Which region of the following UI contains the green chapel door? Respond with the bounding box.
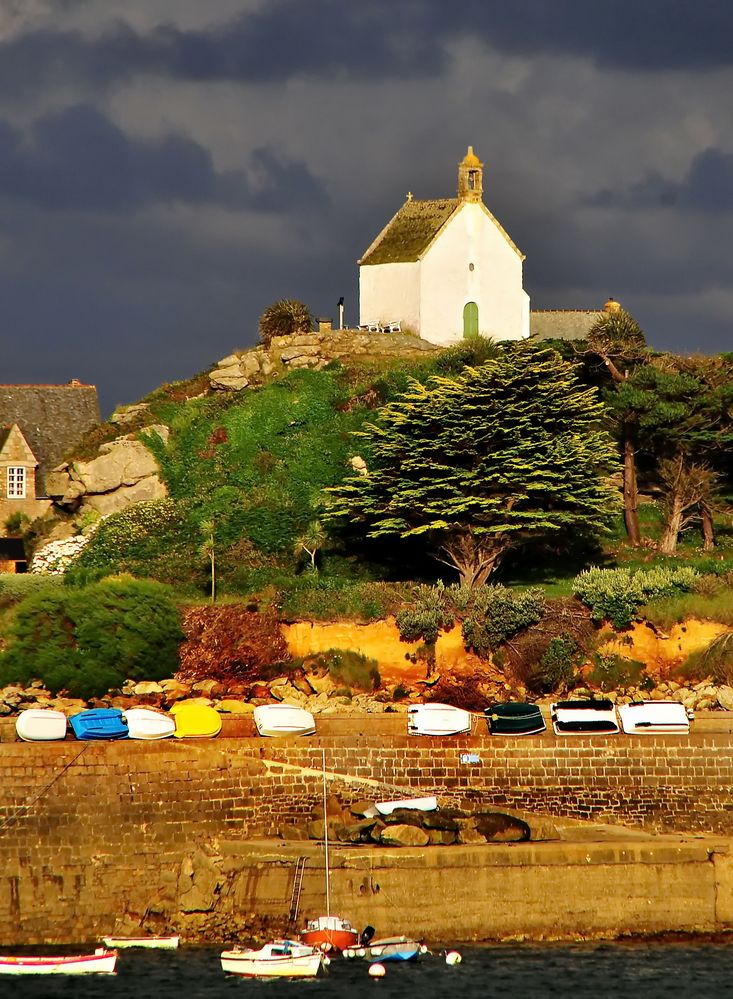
[463,301,479,338]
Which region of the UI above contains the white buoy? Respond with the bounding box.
[369,963,386,978]
[445,950,462,965]
[344,948,356,959]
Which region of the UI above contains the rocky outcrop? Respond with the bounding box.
[45,426,169,517]
[208,331,438,391]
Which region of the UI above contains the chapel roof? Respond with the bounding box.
[0,382,100,490]
[359,198,460,266]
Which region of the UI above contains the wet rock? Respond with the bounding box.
[379,823,430,847]
[335,818,378,843]
[455,818,485,845]
[349,800,376,818]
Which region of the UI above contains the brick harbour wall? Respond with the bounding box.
[1,721,733,942]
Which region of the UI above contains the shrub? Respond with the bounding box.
[304,648,380,691]
[526,635,579,694]
[396,583,454,645]
[461,585,545,657]
[258,298,313,347]
[0,574,63,605]
[0,577,183,699]
[573,566,700,629]
[178,604,288,683]
[586,652,648,691]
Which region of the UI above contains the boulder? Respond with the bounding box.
[455,819,486,845]
[379,824,430,848]
[335,819,378,844]
[382,808,428,828]
[427,828,457,846]
[133,681,164,696]
[420,812,459,832]
[718,686,733,711]
[475,812,531,842]
[349,800,376,818]
[279,825,310,841]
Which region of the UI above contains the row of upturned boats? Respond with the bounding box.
[14,697,694,743]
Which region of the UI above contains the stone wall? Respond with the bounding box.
[2,726,733,943]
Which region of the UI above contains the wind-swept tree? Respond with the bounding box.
[581,307,649,545]
[326,344,619,587]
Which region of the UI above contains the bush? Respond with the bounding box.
[0,574,63,605]
[178,604,288,682]
[586,652,648,691]
[461,585,545,657]
[258,298,314,347]
[526,635,579,694]
[573,566,700,629]
[305,648,380,691]
[396,583,454,645]
[0,577,183,699]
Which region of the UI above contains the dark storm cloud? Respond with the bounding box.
[0,105,328,213]
[588,148,733,214]
[3,0,732,97]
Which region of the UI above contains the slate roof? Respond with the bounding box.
[0,383,100,494]
[529,310,603,342]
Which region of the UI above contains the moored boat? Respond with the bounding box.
[301,914,360,953]
[365,796,438,817]
[353,936,424,962]
[407,703,472,736]
[486,702,546,736]
[0,948,117,975]
[102,934,179,949]
[220,940,325,977]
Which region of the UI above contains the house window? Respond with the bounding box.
[7,466,26,499]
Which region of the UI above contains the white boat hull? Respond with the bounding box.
[15,708,68,742]
[221,946,323,978]
[253,704,316,737]
[618,701,691,735]
[102,935,179,949]
[0,950,117,975]
[408,703,472,736]
[123,708,176,740]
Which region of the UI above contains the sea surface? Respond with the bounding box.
[7,942,733,999]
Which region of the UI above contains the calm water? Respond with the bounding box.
[7,943,733,999]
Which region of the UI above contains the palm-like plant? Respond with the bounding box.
[258,299,314,347]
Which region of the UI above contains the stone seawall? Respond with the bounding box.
[2,721,733,944]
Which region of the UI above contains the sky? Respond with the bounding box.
[0,0,731,416]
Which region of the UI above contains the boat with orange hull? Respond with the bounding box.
[301,915,360,953]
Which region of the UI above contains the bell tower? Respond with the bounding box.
[457,145,483,202]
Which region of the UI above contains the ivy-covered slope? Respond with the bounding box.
[71,354,447,595]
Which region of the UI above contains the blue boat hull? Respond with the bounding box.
[70,708,129,740]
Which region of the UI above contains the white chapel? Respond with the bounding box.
[358,146,530,345]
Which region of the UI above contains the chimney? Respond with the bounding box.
[318,318,333,333]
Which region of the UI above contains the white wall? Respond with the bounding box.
[419,203,528,346]
[359,261,420,333]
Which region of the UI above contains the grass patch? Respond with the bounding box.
[642,579,733,629]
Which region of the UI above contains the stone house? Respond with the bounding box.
[0,381,100,541]
[359,146,530,345]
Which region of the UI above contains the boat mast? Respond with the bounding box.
[321,748,331,918]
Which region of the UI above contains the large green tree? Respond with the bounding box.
[326,344,618,587]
